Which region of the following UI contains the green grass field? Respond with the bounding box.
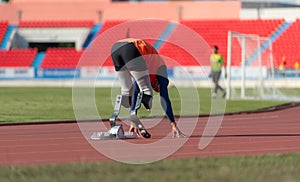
[0,87,299,181]
[1,154,300,182]
[0,87,289,122]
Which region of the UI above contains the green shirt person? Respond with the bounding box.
[210,51,224,72]
[210,45,226,98]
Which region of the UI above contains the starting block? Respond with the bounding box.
[90,124,138,140]
[90,92,151,140]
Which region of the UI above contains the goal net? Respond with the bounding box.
[226,31,276,100]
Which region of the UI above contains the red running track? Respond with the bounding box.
[1,105,300,166]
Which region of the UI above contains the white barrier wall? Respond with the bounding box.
[0,67,299,88]
[0,66,284,80]
[0,67,34,79]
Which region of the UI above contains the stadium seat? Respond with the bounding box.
[82,20,171,68]
[177,19,284,66]
[0,48,37,67]
[273,19,300,68]
[41,48,83,69]
[0,21,8,45]
[159,42,201,67]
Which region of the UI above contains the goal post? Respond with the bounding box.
[226,31,275,100]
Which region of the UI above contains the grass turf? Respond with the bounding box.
[0,87,289,122]
[1,153,300,182]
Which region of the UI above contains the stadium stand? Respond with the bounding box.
[159,42,201,67]
[0,21,8,46]
[273,19,300,68]
[97,20,125,35]
[15,20,94,53]
[0,19,296,70]
[179,19,284,66]
[0,48,37,67]
[158,22,208,67]
[97,20,169,42]
[77,20,172,68]
[41,48,83,69]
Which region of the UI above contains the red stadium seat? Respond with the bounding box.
[273,19,300,68]
[41,48,83,69]
[1,19,293,69]
[0,48,37,67]
[178,19,284,66]
[0,21,8,45]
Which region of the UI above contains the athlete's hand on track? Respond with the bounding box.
[171,122,187,138]
[129,124,141,137]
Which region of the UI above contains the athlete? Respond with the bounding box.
[111,38,185,138]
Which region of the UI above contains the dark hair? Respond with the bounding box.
[213,45,218,50]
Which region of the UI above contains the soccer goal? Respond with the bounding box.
[226,31,276,100]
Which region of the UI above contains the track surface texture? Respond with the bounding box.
[1,104,300,166]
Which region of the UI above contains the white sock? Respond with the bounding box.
[130,70,153,96]
[116,70,133,96]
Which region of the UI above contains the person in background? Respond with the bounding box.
[111,38,185,138]
[294,60,299,77]
[210,45,226,98]
[279,56,287,77]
